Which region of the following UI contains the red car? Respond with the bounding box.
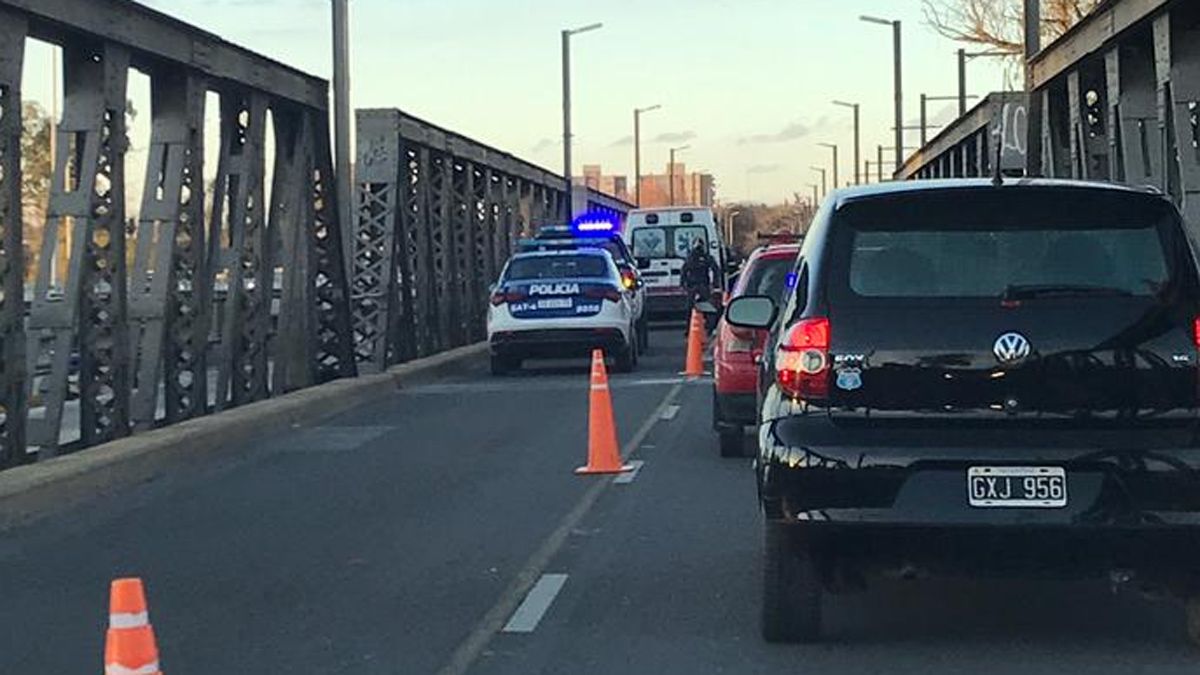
[712,240,801,456]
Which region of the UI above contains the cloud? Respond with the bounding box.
[530,138,555,153]
[651,130,697,144]
[609,135,634,147]
[739,121,809,145]
[746,164,781,174]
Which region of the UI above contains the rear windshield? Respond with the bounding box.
[831,189,1186,300]
[738,256,795,302]
[506,255,609,281]
[631,226,708,259]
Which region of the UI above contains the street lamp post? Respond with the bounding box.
[806,183,819,208]
[832,100,860,184]
[562,22,603,218]
[726,209,741,243]
[634,104,661,207]
[332,0,353,272]
[810,166,827,199]
[861,15,902,171]
[818,142,839,189]
[669,144,690,205]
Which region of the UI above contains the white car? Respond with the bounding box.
[487,249,639,375]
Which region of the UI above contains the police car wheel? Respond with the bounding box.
[638,318,650,353]
[614,342,635,373]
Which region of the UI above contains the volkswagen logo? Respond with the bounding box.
[993,332,1031,363]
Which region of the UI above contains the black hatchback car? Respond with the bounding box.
[725,179,1200,643]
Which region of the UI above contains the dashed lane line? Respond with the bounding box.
[501,574,569,633]
[660,404,681,421]
[433,379,685,675]
[612,460,646,485]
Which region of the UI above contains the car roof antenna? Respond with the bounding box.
[991,133,1005,187]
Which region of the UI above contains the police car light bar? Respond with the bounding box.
[570,212,620,236]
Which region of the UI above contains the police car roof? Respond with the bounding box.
[511,248,611,259]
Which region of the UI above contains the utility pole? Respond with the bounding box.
[833,100,860,184]
[877,145,884,182]
[634,104,661,207]
[562,23,603,219]
[957,48,967,116]
[332,0,353,273]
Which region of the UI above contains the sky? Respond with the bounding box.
[20,0,1013,205]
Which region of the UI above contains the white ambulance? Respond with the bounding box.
[623,207,725,320]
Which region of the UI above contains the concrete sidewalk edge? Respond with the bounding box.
[0,342,488,529]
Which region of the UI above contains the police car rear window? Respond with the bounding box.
[506,256,609,280]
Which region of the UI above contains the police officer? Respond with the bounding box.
[681,238,720,330]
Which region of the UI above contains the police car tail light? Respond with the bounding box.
[619,269,637,290]
[776,317,830,399]
[490,289,527,306]
[584,286,622,303]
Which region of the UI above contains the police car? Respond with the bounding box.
[487,249,639,375]
[517,222,649,351]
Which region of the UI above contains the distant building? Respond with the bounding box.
[576,162,714,208]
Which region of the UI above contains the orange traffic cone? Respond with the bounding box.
[105,578,163,675]
[682,309,705,377]
[576,349,632,475]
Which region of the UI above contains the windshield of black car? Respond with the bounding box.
[830,189,1179,300]
[505,255,610,280]
[739,256,795,302]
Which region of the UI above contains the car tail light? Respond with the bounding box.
[775,317,830,399]
[620,269,637,290]
[584,285,622,303]
[490,289,528,306]
[1193,317,1200,349]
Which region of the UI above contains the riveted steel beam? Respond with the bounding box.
[0,11,27,467]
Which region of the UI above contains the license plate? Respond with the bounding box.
[967,466,1067,508]
[536,298,572,309]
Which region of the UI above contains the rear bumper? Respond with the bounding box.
[757,415,1200,529]
[490,327,629,359]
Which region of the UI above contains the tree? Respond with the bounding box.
[20,101,52,217]
[922,0,1102,55]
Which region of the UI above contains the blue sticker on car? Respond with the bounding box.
[836,368,863,391]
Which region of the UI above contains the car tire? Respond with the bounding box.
[614,339,636,373]
[719,429,744,457]
[638,317,650,353]
[762,521,822,643]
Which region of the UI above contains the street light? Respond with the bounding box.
[806,183,819,207]
[920,93,979,144]
[634,104,662,207]
[832,100,860,184]
[958,49,1011,115]
[810,166,827,199]
[562,22,603,218]
[860,14,903,171]
[818,142,839,189]
[332,0,353,273]
[669,144,690,205]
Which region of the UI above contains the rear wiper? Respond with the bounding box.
[1002,283,1133,300]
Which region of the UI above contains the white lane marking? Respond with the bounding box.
[501,574,569,633]
[660,404,680,421]
[403,376,681,395]
[612,459,645,485]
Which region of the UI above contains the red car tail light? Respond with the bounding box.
[776,317,830,399]
[490,289,528,306]
[1193,317,1200,349]
[619,268,638,290]
[584,285,622,303]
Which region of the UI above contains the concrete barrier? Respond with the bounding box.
[0,343,488,530]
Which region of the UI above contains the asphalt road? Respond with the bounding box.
[2,326,1199,673]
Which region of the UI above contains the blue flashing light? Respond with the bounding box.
[785,271,799,289]
[570,212,620,236]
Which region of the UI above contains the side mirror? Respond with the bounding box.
[725,295,777,329]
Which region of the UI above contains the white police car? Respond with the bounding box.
[487,249,639,375]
